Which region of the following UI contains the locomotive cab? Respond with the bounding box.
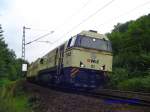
[63,30,112,89]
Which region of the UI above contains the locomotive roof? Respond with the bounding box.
[78,30,109,40]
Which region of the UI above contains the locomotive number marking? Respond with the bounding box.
[87,59,99,64]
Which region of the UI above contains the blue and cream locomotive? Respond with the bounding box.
[27,30,113,89]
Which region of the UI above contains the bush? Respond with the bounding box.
[117,75,150,92]
[0,78,11,87]
[0,80,32,112]
[108,68,129,88]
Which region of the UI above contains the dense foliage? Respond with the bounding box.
[107,14,150,92]
[0,25,30,112]
[0,24,24,84]
[0,80,32,112]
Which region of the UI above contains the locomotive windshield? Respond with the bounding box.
[68,35,112,52]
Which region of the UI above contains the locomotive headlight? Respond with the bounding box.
[80,61,85,68]
[100,67,103,70]
[93,38,96,42]
[81,64,85,67]
[100,65,105,70]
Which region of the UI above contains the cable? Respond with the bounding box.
[25,0,92,46]
[36,41,52,44]
[95,0,150,29]
[52,0,116,44]
[25,31,54,45]
[29,28,52,31]
[54,0,92,31]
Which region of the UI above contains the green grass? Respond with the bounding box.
[11,95,29,112]
[0,79,32,112]
[0,95,30,112]
[0,78,12,87]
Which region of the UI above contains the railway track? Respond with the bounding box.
[88,89,150,106]
[49,85,150,107]
[26,81,150,107]
[57,88,150,106]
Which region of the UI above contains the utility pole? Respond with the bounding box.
[22,26,30,75]
[22,26,25,60]
[22,26,30,60]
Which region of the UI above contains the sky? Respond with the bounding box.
[0,0,150,62]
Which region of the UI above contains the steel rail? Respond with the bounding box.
[26,81,150,107]
[88,90,150,107]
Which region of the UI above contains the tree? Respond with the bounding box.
[108,14,150,72]
[0,25,24,80]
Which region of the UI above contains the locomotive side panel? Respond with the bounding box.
[27,59,40,77]
[38,48,58,71]
[27,48,58,78]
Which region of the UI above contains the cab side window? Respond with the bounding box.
[40,58,44,64]
[70,37,76,47]
[67,36,77,48]
[67,38,72,48]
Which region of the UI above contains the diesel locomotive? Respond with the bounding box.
[27,30,113,89]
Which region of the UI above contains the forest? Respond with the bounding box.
[0,14,150,91]
[107,14,150,92]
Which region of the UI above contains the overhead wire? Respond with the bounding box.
[26,0,150,61]
[28,28,52,31]
[35,41,52,44]
[54,0,92,31]
[25,31,54,45]
[51,0,116,44]
[27,0,150,47]
[27,0,149,46]
[95,0,150,29]
[26,0,92,45]
[51,0,150,47]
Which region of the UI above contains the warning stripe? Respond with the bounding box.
[71,69,79,78]
[71,68,77,72]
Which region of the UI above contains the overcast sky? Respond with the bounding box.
[0,0,150,62]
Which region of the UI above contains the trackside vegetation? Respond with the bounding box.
[0,25,26,83]
[0,25,30,112]
[107,14,150,92]
[0,80,32,112]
